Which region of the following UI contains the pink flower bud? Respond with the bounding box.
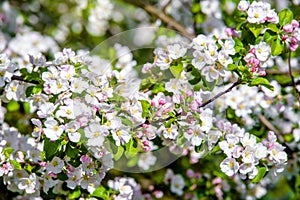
[259,70,266,76]
[40,161,47,167]
[237,0,250,11]
[187,128,194,135]
[225,28,237,37]
[80,155,91,163]
[283,24,293,33]
[249,48,256,54]
[187,169,194,177]
[153,190,163,198]
[282,34,289,41]
[290,43,299,51]
[213,177,222,185]
[151,100,156,107]
[291,36,298,44]
[142,123,149,128]
[291,19,299,28]
[186,90,193,97]
[190,100,198,112]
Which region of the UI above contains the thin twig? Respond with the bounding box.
[200,80,242,108]
[288,51,300,102]
[162,0,172,13]
[266,69,300,75]
[258,114,293,154]
[12,75,39,84]
[123,0,194,40]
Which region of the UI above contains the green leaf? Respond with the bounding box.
[249,77,274,91]
[211,144,221,154]
[124,138,138,158]
[152,83,165,94]
[66,143,79,158]
[24,164,35,173]
[68,189,81,199]
[114,146,124,161]
[3,147,14,159]
[57,172,68,181]
[127,156,139,167]
[23,102,31,114]
[271,38,284,56]
[195,13,206,24]
[278,9,293,26]
[7,101,20,112]
[191,3,201,13]
[43,138,61,160]
[252,167,267,183]
[227,64,238,71]
[140,100,151,118]
[170,63,184,79]
[25,85,43,97]
[188,76,201,85]
[92,186,107,198]
[264,30,277,43]
[9,160,22,170]
[267,23,280,33]
[248,24,263,38]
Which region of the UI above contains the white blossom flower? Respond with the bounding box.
[184,125,205,146]
[170,174,185,196]
[112,127,131,146]
[138,152,157,170]
[84,122,108,147]
[247,1,267,24]
[37,102,56,118]
[192,50,208,70]
[47,157,64,174]
[5,80,24,101]
[18,173,39,194]
[238,0,250,11]
[43,117,64,141]
[65,121,81,143]
[220,157,239,176]
[167,43,187,59]
[162,124,178,140]
[268,143,287,164]
[252,42,271,62]
[200,108,213,132]
[219,134,239,157]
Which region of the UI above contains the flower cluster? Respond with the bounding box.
[192,34,235,82]
[238,0,279,24]
[1,0,299,199]
[282,19,300,51]
[218,121,287,178]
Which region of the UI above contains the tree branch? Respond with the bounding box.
[258,114,293,154]
[123,0,194,40]
[288,51,300,103]
[200,80,242,108]
[12,75,39,85]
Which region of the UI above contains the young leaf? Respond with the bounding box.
[7,101,20,112]
[249,24,263,38]
[44,138,61,160]
[66,143,79,158]
[227,64,238,71]
[278,9,294,26]
[92,186,107,199]
[114,145,124,161]
[170,63,184,79]
[271,38,284,56]
[9,160,22,170]
[249,77,274,91]
[68,189,81,199]
[252,167,267,183]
